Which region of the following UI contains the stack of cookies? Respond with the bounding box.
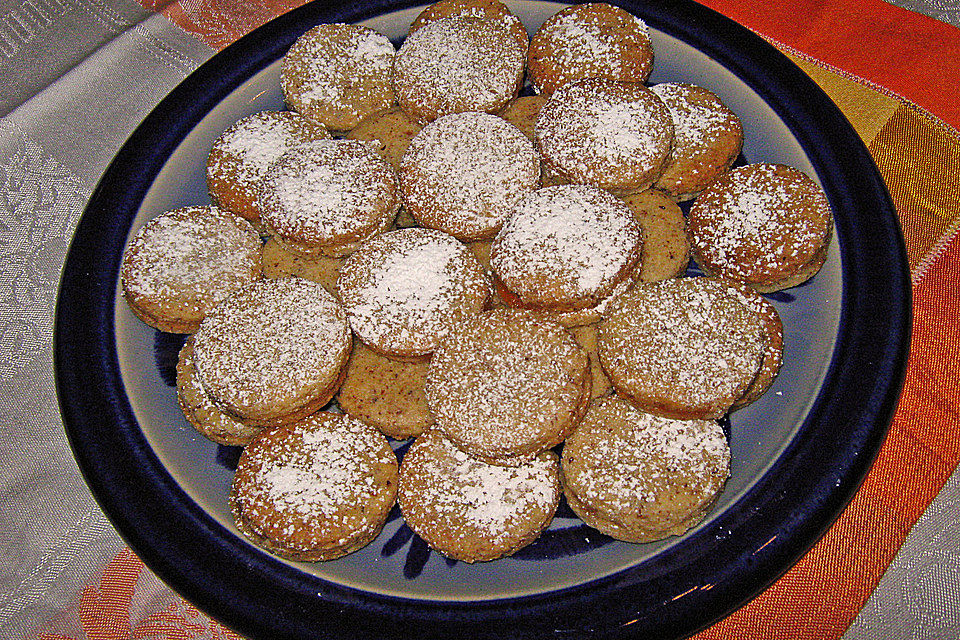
[120,0,831,564]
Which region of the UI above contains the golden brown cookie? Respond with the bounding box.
[567,322,614,399]
[176,336,266,446]
[686,163,834,292]
[393,15,526,124]
[409,0,529,49]
[619,189,690,282]
[230,412,398,561]
[561,395,730,542]
[649,82,743,201]
[725,282,784,410]
[260,236,344,299]
[206,110,331,226]
[597,277,768,419]
[344,107,423,170]
[399,111,540,241]
[425,308,591,465]
[398,429,560,562]
[280,23,396,131]
[527,3,654,96]
[336,341,435,440]
[257,139,399,258]
[336,227,491,358]
[120,205,263,334]
[192,277,352,427]
[490,184,643,314]
[497,94,548,141]
[534,78,674,193]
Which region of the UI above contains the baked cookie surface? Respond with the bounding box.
[120,205,263,334]
[398,429,560,562]
[561,395,730,542]
[619,189,690,283]
[230,412,398,561]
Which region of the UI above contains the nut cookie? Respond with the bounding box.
[206,110,331,226]
[281,23,396,131]
[393,15,526,124]
[687,163,834,292]
[121,205,263,334]
[528,2,653,96]
[337,341,435,440]
[725,282,784,410]
[399,429,561,562]
[260,236,344,299]
[230,412,398,561]
[257,139,400,258]
[597,277,768,419]
[620,189,690,282]
[568,322,614,399]
[192,277,352,427]
[176,336,266,446]
[425,308,591,465]
[535,78,674,193]
[410,0,529,49]
[345,106,423,170]
[400,111,540,241]
[491,184,643,314]
[561,395,730,542]
[337,227,491,358]
[649,83,743,201]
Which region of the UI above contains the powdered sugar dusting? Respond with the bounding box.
[650,83,737,150]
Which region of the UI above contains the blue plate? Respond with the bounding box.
[54,0,910,638]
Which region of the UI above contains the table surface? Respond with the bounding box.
[2,0,959,638]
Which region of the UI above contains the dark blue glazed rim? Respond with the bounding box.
[54,0,910,638]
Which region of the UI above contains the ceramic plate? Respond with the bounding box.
[55,0,911,638]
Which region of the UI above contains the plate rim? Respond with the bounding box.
[53,0,911,638]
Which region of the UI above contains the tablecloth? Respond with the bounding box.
[1,0,958,637]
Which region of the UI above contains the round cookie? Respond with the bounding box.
[120,205,263,334]
[230,412,398,561]
[399,111,540,241]
[336,227,491,358]
[206,110,331,226]
[398,429,561,562]
[280,23,396,131]
[649,82,743,201]
[409,0,529,49]
[535,78,674,193]
[527,2,654,96]
[490,184,643,313]
[498,94,548,141]
[620,189,690,282]
[344,106,423,170]
[597,277,768,419]
[176,336,266,446]
[561,395,730,542]
[568,322,614,399]
[257,139,400,258]
[686,163,834,292]
[726,282,784,410]
[393,15,526,124]
[192,277,352,427]
[260,236,344,299]
[425,308,591,465]
[337,341,435,440]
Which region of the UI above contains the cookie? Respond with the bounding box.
[568,322,614,399]
[619,189,690,282]
[398,429,560,562]
[649,82,743,201]
[561,395,730,542]
[597,277,768,419]
[176,336,266,446]
[344,106,423,170]
[527,2,654,97]
[336,227,491,358]
[726,282,784,410]
[336,341,435,440]
[230,412,398,561]
[192,277,352,427]
[120,205,263,334]
[260,236,343,299]
[206,110,331,226]
[409,0,529,49]
[399,111,540,241]
[280,23,396,131]
[534,78,674,193]
[686,163,834,292]
[257,139,399,258]
[490,184,643,314]
[393,15,526,124]
[425,308,591,465]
